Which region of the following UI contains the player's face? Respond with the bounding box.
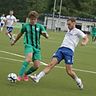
[10,11,14,15]
[67,20,76,30]
[29,16,37,25]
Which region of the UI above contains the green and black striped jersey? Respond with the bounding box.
[21,23,47,49]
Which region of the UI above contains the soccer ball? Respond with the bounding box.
[8,73,17,83]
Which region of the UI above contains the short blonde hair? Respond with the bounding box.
[28,11,39,18]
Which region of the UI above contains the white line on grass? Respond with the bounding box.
[0,56,23,63]
[0,50,96,75]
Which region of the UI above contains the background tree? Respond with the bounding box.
[0,0,96,21]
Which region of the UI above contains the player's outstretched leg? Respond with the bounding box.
[29,58,58,83]
[65,64,83,90]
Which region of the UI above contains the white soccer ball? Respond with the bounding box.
[8,73,17,83]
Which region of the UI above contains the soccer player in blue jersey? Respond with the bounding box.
[30,18,88,90]
[11,11,49,81]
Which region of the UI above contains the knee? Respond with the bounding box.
[34,64,39,69]
[26,58,32,63]
[33,61,40,69]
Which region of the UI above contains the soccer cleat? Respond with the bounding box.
[77,78,83,90]
[17,76,22,81]
[10,38,14,44]
[29,74,39,83]
[10,35,15,44]
[23,74,29,81]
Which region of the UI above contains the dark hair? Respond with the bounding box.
[67,18,76,22]
[28,11,39,18]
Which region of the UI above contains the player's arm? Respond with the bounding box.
[81,35,89,46]
[41,32,49,39]
[14,16,18,22]
[11,32,23,46]
[77,30,89,46]
[11,24,25,46]
[40,25,49,39]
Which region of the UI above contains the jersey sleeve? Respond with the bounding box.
[21,24,26,34]
[13,16,17,22]
[77,30,86,38]
[40,24,47,33]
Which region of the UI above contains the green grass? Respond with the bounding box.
[0,28,96,96]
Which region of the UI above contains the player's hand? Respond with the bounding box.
[46,33,49,39]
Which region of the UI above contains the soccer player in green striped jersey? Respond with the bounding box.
[11,11,49,81]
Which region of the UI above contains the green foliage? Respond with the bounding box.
[0,0,96,21]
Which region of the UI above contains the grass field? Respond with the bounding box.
[0,27,96,96]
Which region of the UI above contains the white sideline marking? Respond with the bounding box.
[0,56,23,62]
[0,50,96,75]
